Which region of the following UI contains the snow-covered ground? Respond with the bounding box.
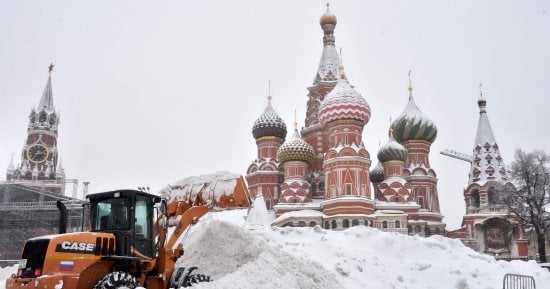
[1,209,549,289]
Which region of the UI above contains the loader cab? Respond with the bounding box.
[88,190,160,259]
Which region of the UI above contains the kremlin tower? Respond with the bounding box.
[6,64,66,195]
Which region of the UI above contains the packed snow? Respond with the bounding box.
[1,209,549,289]
[244,193,272,227]
[161,171,241,203]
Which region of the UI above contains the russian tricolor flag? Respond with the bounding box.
[60,261,74,271]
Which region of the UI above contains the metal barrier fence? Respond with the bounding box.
[503,274,536,289]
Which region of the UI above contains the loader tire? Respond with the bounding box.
[93,271,138,289]
[169,267,212,288]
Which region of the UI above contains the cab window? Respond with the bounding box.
[91,198,130,231]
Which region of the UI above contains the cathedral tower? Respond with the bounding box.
[6,64,66,194]
[391,74,442,220]
[246,94,287,209]
[377,130,413,202]
[301,4,342,198]
[448,88,527,258]
[277,123,315,204]
[318,70,373,215]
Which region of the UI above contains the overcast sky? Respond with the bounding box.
[1,0,549,230]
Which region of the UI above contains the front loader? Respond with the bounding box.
[5,189,212,289]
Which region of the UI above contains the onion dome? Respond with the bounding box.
[377,130,408,163]
[318,77,371,125]
[391,74,437,143]
[320,4,337,25]
[369,161,385,183]
[252,96,287,139]
[277,126,315,163]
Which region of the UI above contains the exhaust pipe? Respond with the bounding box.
[56,200,67,234]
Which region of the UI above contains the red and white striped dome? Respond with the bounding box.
[318,78,371,125]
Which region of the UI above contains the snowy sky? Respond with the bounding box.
[1,0,549,230]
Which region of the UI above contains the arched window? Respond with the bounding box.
[425,226,431,236]
[343,219,349,228]
[352,219,359,227]
[382,221,388,229]
[471,190,480,208]
[282,222,292,227]
[407,225,412,234]
[324,221,330,229]
[414,225,421,233]
[395,220,400,229]
[434,228,441,235]
[298,221,306,227]
[309,221,316,227]
[331,220,337,229]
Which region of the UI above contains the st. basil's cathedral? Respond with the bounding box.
[246,6,445,236]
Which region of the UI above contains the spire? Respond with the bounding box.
[38,63,55,112]
[477,83,487,113]
[314,5,340,84]
[474,84,496,145]
[408,70,414,99]
[469,87,506,185]
[7,153,15,171]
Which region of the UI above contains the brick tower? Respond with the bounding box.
[6,64,66,195]
[277,122,315,204]
[246,95,287,209]
[391,75,442,222]
[448,89,527,258]
[301,4,342,199]
[318,71,373,215]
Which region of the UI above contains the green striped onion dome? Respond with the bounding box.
[277,128,315,163]
[377,135,408,163]
[391,96,437,143]
[369,161,385,183]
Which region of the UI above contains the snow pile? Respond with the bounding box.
[244,194,272,227]
[175,210,550,289]
[0,265,17,289]
[177,221,344,289]
[162,171,240,202]
[252,226,550,289]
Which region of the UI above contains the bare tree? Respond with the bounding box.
[501,149,550,262]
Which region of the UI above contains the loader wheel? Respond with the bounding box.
[169,267,212,288]
[93,271,138,289]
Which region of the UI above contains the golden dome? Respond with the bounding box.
[320,4,337,25]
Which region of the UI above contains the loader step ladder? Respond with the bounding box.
[503,274,536,289]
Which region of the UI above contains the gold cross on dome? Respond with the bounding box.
[48,63,54,74]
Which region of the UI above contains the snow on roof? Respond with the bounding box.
[164,171,241,203]
[273,202,321,210]
[314,42,340,84]
[468,97,509,186]
[38,74,55,112]
[375,210,405,215]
